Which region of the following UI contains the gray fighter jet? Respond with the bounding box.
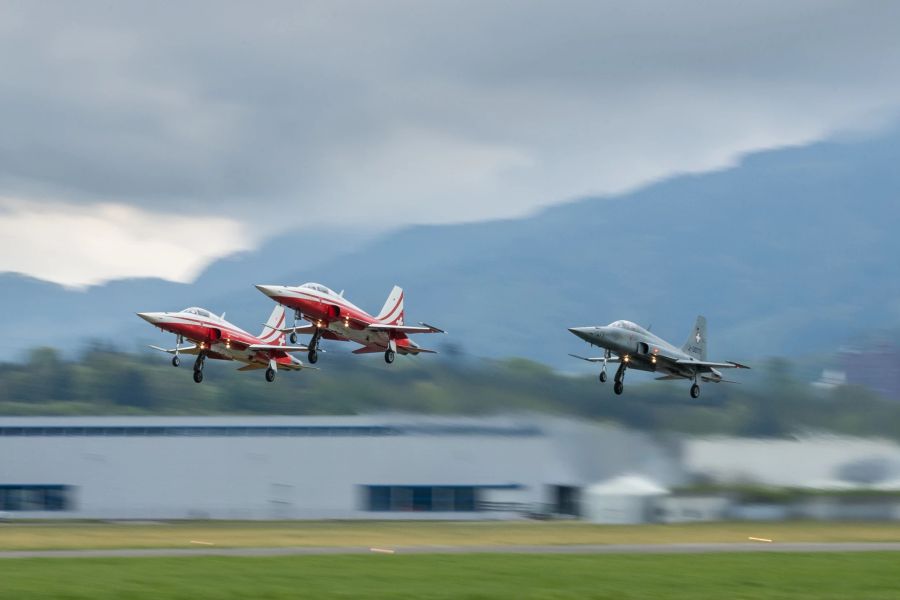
[568,316,749,398]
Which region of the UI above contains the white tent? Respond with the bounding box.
[583,474,668,524]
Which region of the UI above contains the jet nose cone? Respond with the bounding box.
[568,326,592,341]
[255,284,280,297]
[136,312,162,324]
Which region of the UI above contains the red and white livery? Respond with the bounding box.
[136,305,312,383]
[254,283,445,364]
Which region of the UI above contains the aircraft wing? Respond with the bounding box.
[237,364,265,371]
[248,344,310,352]
[701,375,741,383]
[352,346,382,354]
[149,344,199,355]
[238,361,317,371]
[366,322,446,334]
[675,359,750,369]
[276,324,317,335]
[399,346,437,355]
[568,353,621,363]
[353,344,437,355]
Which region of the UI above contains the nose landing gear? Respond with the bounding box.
[172,335,184,367]
[598,351,612,383]
[290,310,302,344]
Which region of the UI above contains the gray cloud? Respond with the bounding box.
[1,0,900,232]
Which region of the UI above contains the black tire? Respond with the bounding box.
[599,371,607,383]
[613,381,624,395]
[172,356,180,367]
[690,383,700,399]
[290,332,297,344]
[193,370,203,384]
[265,368,276,383]
[384,349,395,364]
[308,349,318,364]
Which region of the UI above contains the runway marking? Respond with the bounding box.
[4,542,900,559]
[190,540,215,546]
[748,537,773,543]
[370,547,396,554]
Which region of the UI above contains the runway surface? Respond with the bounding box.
[3,542,900,559]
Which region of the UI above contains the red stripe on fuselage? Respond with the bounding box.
[273,290,377,327]
[153,315,267,348]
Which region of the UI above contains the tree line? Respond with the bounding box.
[0,346,897,440]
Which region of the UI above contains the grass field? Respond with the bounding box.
[1,552,898,599]
[2,520,900,550]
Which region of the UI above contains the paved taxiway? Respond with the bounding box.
[3,542,900,559]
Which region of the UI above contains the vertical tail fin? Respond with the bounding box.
[682,315,707,361]
[259,305,286,345]
[376,285,405,325]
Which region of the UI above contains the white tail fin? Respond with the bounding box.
[258,305,286,345]
[681,315,708,361]
[376,285,405,325]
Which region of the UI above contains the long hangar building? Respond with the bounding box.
[0,416,682,519]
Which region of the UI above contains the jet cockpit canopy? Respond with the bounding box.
[301,282,336,296]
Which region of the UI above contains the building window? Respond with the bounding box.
[362,485,488,512]
[0,485,73,511]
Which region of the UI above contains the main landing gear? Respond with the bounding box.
[307,329,321,364]
[613,362,627,395]
[192,352,206,384]
[690,382,701,399]
[384,348,395,364]
[172,356,180,367]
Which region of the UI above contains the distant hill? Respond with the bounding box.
[3,128,899,370]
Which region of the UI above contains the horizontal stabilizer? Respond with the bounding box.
[568,353,621,364]
[149,344,199,355]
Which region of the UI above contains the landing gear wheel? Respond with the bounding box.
[172,356,180,367]
[289,332,297,344]
[193,370,203,384]
[613,381,624,395]
[384,349,395,364]
[307,349,318,364]
[599,371,607,383]
[265,368,276,383]
[690,383,700,399]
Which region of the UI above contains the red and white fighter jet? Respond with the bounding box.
[254,283,445,364]
[136,305,312,383]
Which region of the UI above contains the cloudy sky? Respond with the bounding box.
[1,1,899,287]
